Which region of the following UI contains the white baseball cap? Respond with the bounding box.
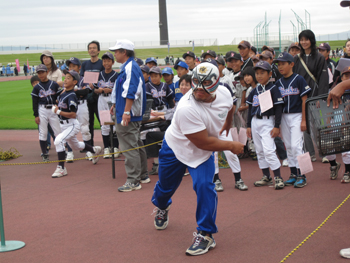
[109,39,134,51]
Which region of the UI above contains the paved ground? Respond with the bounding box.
[0,130,350,262]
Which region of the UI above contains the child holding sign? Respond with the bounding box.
[246,61,285,190]
[94,52,119,158]
[274,52,311,188]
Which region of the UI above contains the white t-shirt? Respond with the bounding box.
[165,86,233,168]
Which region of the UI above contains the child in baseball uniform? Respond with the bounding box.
[146,66,174,111]
[140,65,150,85]
[273,52,311,188]
[31,75,56,157]
[246,61,285,190]
[239,67,257,160]
[94,52,119,158]
[65,57,92,162]
[51,70,102,178]
[326,66,350,183]
[162,67,175,100]
[204,58,247,191]
[31,64,62,162]
[173,61,189,103]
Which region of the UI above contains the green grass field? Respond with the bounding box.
[0,80,100,130]
[0,40,347,66]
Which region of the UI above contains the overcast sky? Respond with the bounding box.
[2,0,349,47]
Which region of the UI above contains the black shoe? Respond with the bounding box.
[153,205,170,230]
[186,231,216,256]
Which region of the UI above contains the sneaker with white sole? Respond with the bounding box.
[118,182,142,192]
[235,179,248,190]
[311,155,317,162]
[149,163,159,175]
[330,162,341,180]
[284,174,297,186]
[214,179,224,192]
[341,172,350,183]
[186,231,216,256]
[282,159,288,167]
[140,175,151,184]
[86,151,93,161]
[322,157,329,163]
[66,151,74,163]
[114,147,120,158]
[153,205,170,230]
[254,175,273,186]
[42,154,49,162]
[103,148,111,159]
[294,176,307,188]
[52,165,67,178]
[274,177,285,190]
[92,146,102,164]
[340,248,350,258]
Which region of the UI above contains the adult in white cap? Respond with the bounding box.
[109,39,149,192]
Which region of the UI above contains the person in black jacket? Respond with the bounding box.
[293,29,329,162]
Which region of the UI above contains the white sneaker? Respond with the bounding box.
[114,147,121,158]
[340,248,350,258]
[92,146,102,164]
[282,159,288,167]
[103,148,111,159]
[235,179,248,191]
[86,151,93,161]
[52,165,67,178]
[214,179,224,192]
[66,151,74,163]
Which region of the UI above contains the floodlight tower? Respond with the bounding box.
[305,10,311,29]
[158,0,169,45]
[291,9,307,32]
[291,21,297,42]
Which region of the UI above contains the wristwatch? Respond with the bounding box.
[124,111,130,115]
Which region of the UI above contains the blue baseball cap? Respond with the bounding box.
[134,57,144,66]
[140,65,150,73]
[101,52,114,62]
[273,52,294,64]
[174,61,189,70]
[63,69,81,82]
[145,57,157,65]
[66,57,81,67]
[162,67,173,75]
[253,61,271,72]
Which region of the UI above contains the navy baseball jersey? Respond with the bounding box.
[246,82,284,117]
[219,82,238,105]
[97,70,119,90]
[173,81,183,102]
[31,80,60,105]
[57,89,78,121]
[146,82,173,108]
[275,73,311,113]
[168,82,175,99]
[75,77,92,100]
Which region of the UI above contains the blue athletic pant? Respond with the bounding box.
[151,140,218,234]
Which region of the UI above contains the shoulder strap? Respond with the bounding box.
[297,54,317,84]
